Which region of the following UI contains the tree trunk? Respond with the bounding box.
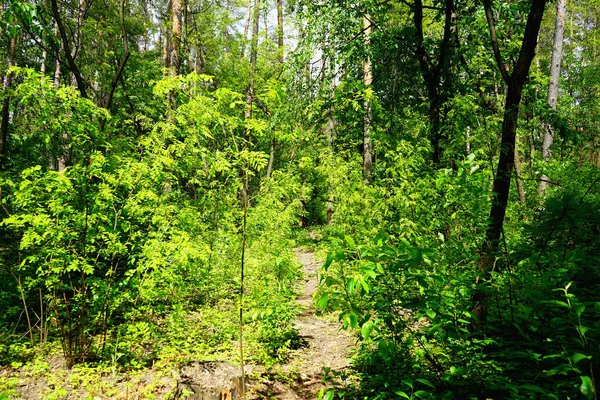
[50,0,87,98]
[69,0,86,88]
[363,14,373,183]
[102,0,130,112]
[242,0,253,57]
[538,0,566,195]
[0,34,17,169]
[514,137,526,204]
[266,0,284,179]
[49,32,62,171]
[245,0,260,125]
[277,0,284,64]
[327,80,336,225]
[170,0,183,76]
[473,0,547,324]
[414,0,457,165]
[266,138,275,178]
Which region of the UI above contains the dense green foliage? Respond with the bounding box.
[0,0,599,398]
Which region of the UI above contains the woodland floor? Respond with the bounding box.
[1,249,355,399]
[248,249,355,399]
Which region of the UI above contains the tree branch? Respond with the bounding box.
[513,0,546,85]
[482,0,510,84]
[50,0,88,98]
[103,0,130,110]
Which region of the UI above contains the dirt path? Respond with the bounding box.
[249,249,355,399]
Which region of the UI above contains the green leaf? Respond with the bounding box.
[416,378,435,389]
[345,235,355,248]
[323,254,334,271]
[426,309,436,319]
[317,293,330,309]
[542,300,569,308]
[348,312,358,329]
[323,390,335,400]
[576,325,590,337]
[573,353,590,364]
[393,390,410,399]
[580,376,595,399]
[361,321,373,340]
[359,276,370,293]
[428,323,443,336]
[347,277,356,294]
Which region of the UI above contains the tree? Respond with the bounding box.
[413,0,459,165]
[170,0,183,75]
[363,13,373,183]
[538,0,566,195]
[472,0,547,323]
[0,33,17,169]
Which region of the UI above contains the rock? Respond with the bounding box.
[175,361,246,400]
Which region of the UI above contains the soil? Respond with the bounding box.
[248,249,355,399]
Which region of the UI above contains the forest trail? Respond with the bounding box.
[249,249,355,399]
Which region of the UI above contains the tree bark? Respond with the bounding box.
[245,0,260,125]
[266,0,284,179]
[50,0,87,98]
[473,0,547,324]
[70,0,86,88]
[363,14,373,183]
[538,0,566,195]
[170,0,183,76]
[514,137,526,204]
[0,34,17,169]
[103,0,130,111]
[266,138,275,178]
[277,0,284,64]
[413,0,457,165]
[242,0,253,57]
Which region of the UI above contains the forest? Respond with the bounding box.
[0,0,599,398]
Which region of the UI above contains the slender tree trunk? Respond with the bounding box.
[50,0,87,97]
[0,34,17,169]
[50,31,61,171]
[41,47,48,74]
[473,0,547,324]
[102,0,130,112]
[161,0,173,72]
[466,125,471,155]
[70,0,86,88]
[363,14,373,183]
[162,25,171,71]
[277,0,284,64]
[245,0,260,125]
[242,0,253,57]
[240,0,260,203]
[538,0,566,195]
[514,136,526,204]
[326,77,336,225]
[414,0,457,165]
[170,0,182,76]
[266,0,284,179]
[266,139,275,178]
[183,0,193,72]
[223,0,232,54]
